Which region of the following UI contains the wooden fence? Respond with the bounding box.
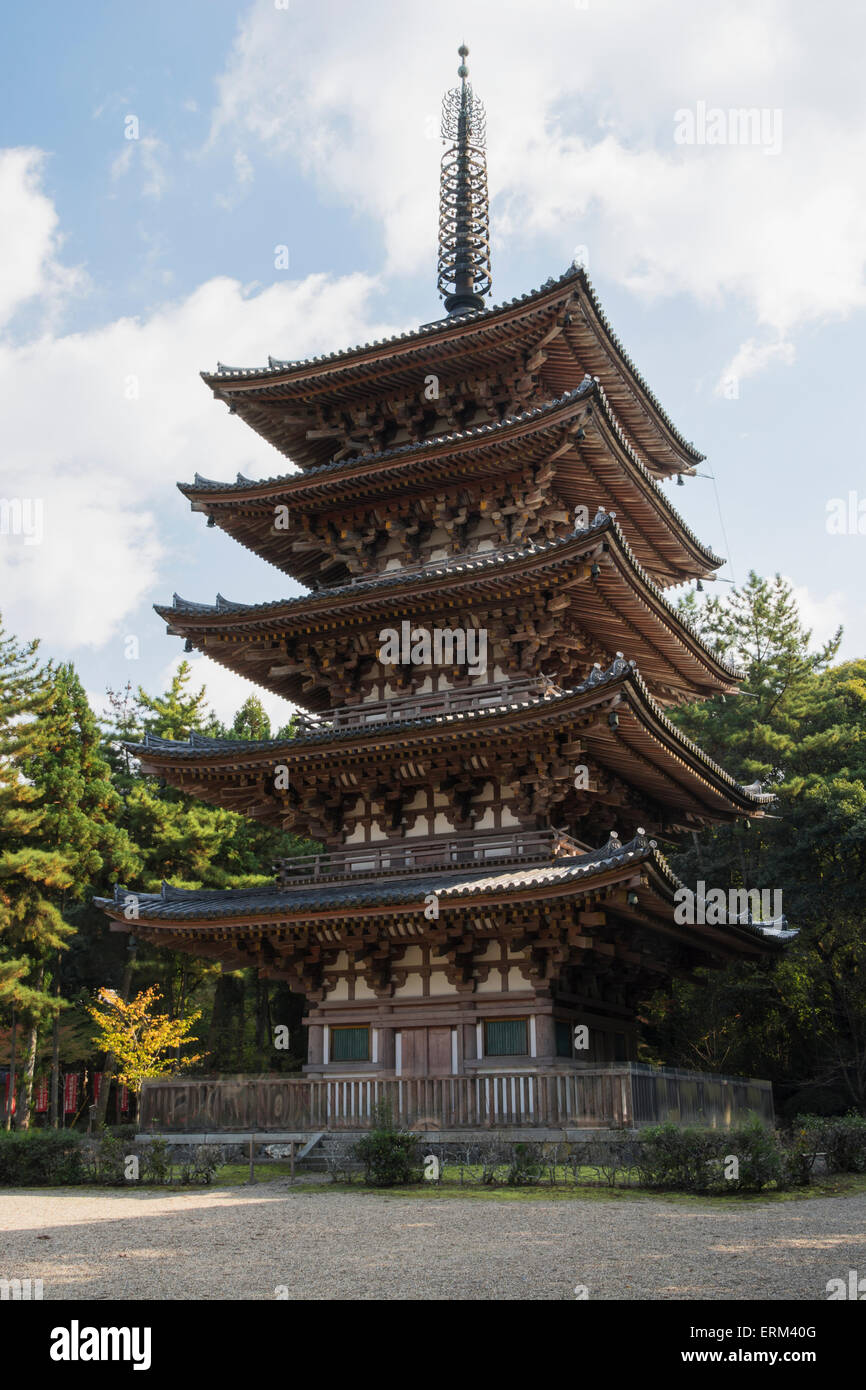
[139,1066,773,1133]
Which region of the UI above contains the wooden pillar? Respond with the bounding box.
[307,1024,324,1066]
[378,1026,396,1073]
[534,1011,555,1061]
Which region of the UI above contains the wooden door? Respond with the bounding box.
[401,1028,427,1075]
[428,1027,452,1075]
[401,1027,452,1075]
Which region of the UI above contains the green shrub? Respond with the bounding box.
[780,1128,819,1187]
[507,1142,544,1185]
[142,1137,172,1185]
[0,1129,85,1186]
[635,1124,726,1193]
[353,1104,420,1187]
[723,1118,785,1192]
[178,1146,220,1185]
[795,1113,866,1174]
[87,1131,128,1186]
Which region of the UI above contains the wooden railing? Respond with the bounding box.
[276,827,586,886]
[293,676,561,737]
[139,1067,774,1134]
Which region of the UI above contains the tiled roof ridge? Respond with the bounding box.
[161,511,743,679]
[180,379,722,572]
[93,827,796,942]
[127,653,773,805]
[200,264,703,463]
[97,830,665,908]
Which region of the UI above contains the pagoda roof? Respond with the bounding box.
[181,381,722,587]
[94,832,793,956]
[157,512,742,707]
[126,657,773,828]
[200,266,703,475]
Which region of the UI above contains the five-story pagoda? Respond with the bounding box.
[99,50,792,1086]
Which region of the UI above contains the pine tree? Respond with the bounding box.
[136,660,211,741]
[17,664,140,1127]
[645,577,866,1113]
[0,618,75,1128]
[229,694,271,741]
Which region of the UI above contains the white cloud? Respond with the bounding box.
[784,579,846,650]
[0,149,395,650]
[714,337,796,394]
[208,0,866,379]
[0,149,85,330]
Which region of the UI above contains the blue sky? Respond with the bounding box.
[1,0,864,726]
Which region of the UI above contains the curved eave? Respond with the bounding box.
[201,266,703,474]
[155,517,743,709]
[95,845,787,959]
[125,669,770,827]
[180,383,721,587]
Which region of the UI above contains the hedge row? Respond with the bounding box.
[0,1131,220,1187]
[346,1114,866,1191]
[3,1113,866,1191]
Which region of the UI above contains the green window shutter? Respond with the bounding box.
[484,1018,528,1057]
[555,1020,572,1058]
[331,1026,370,1062]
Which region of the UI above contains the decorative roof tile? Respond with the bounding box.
[201,264,703,463]
[160,512,742,680]
[179,379,721,572]
[127,655,773,807]
[94,830,794,942]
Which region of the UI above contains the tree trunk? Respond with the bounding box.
[50,953,61,1129]
[16,968,44,1129]
[4,1011,17,1130]
[94,943,137,1127]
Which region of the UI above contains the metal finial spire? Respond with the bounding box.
[437,44,492,315]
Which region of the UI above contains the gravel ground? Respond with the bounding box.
[2,1184,865,1300]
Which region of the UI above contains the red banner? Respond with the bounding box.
[120,1085,129,1113]
[63,1073,78,1113]
[34,1078,49,1113]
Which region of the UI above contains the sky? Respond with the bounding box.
[1,0,864,729]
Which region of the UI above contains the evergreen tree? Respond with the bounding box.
[644,577,866,1114]
[136,660,211,741]
[16,664,140,1126]
[0,619,75,1127]
[95,670,313,1080]
[229,694,271,741]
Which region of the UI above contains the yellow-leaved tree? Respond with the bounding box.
[86,986,205,1115]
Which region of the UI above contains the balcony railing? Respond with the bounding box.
[276,826,587,887]
[139,1067,776,1134]
[293,675,561,736]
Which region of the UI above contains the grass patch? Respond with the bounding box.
[212,1162,298,1187]
[246,1170,866,1207]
